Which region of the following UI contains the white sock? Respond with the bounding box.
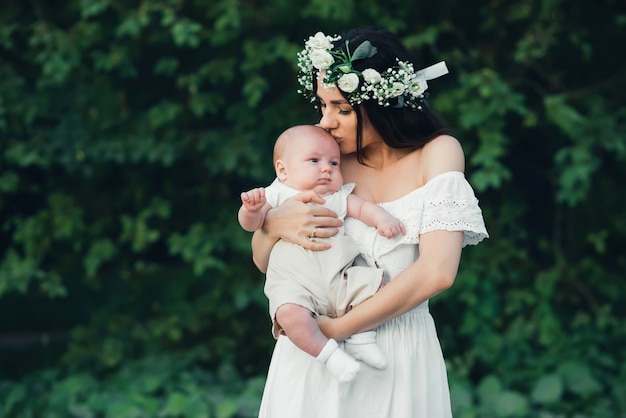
[316,339,360,383]
[344,331,388,369]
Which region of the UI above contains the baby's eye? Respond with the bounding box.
[309,158,319,163]
[330,161,339,166]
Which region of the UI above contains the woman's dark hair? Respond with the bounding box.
[314,26,451,163]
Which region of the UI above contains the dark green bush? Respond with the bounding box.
[1,0,624,416]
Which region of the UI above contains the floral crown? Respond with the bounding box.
[297,31,449,109]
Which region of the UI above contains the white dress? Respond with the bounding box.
[258,171,489,418]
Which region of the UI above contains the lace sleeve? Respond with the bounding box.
[420,172,489,247]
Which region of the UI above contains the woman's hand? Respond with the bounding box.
[265,190,342,250]
[251,190,343,272]
[316,315,350,341]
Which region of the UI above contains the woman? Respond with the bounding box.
[252,26,488,417]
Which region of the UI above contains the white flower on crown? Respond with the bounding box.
[362,68,382,84]
[310,49,335,70]
[408,78,428,97]
[338,73,360,93]
[307,32,334,50]
[390,81,405,97]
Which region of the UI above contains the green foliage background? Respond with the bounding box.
[1,0,625,416]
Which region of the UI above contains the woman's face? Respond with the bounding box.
[316,79,359,155]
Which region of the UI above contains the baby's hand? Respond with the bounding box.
[376,215,406,239]
[241,187,266,212]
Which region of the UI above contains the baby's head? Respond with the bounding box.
[273,125,343,196]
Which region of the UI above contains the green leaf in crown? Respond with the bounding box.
[350,41,378,62]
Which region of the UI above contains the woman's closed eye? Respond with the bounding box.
[319,101,352,115]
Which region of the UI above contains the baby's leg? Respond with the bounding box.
[275,303,360,382]
[275,303,327,356]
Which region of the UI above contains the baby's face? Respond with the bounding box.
[279,134,343,196]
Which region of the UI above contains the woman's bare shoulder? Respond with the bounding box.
[421,135,465,179]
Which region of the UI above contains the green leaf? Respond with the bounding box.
[216,397,239,418]
[558,362,603,396]
[171,19,203,48]
[0,249,42,295]
[586,229,609,254]
[153,57,180,76]
[242,76,269,108]
[493,391,529,417]
[80,0,109,18]
[1,384,26,415]
[161,392,188,416]
[450,383,474,413]
[84,239,118,278]
[530,374,563,404]
[0,171,19,193]
[477,375,502,404]
[351,40,378,61]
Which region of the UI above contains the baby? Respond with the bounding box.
[238,125,405,382]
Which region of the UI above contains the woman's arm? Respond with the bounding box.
[318,135,468,338]
[318,227,464,341]
[251,190,343,272]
